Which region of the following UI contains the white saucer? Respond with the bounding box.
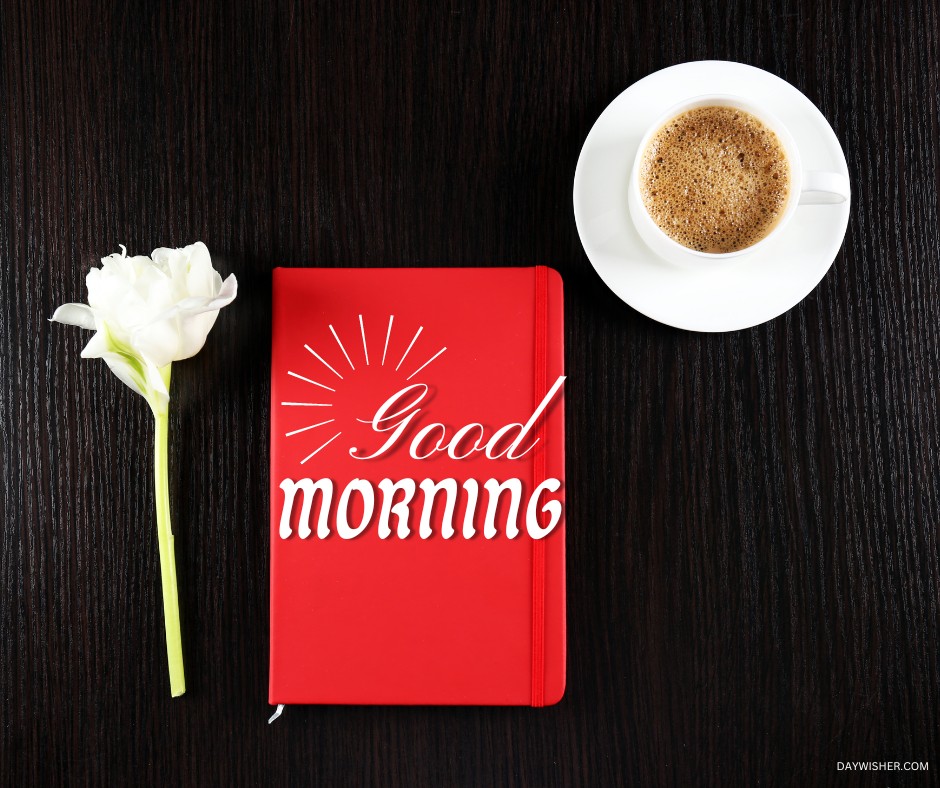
[573,61,851,332]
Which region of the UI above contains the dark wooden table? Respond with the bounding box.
[2,1,939,785]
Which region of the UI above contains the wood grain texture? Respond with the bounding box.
[1,0,938,785]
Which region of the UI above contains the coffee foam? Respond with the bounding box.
[638,106,790,253]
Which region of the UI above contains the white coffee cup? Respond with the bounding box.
[627,94,851,267]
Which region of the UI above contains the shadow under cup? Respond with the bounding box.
[627,94,851,268]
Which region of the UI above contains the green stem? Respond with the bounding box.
[153,365,185,697]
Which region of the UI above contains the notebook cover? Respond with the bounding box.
[269,267,565,705]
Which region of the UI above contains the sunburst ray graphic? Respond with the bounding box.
[283,316,446,462]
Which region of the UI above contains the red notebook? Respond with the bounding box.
[269,267,565,706]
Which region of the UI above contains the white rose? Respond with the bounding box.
[51,242,237,410]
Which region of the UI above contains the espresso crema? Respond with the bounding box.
[639,106,791,253]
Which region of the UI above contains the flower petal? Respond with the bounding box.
[99,352,150,399]
[173,311,219,361]
[160,273,238,317]
[129,272,238,364]
[50,303,97,330]
[79,327,169,408]
[130,317,185,368]
[217,272,238,302]
[79,330,110,359]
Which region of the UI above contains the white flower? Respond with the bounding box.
[51,242,237,410]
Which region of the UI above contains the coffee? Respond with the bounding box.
[638,106,790,253]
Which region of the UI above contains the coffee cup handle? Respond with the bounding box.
[800,171,851,205]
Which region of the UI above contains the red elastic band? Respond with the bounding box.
[531,265,548,707]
